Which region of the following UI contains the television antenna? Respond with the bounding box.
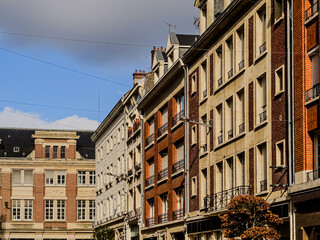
[193,17,200,35]
[164,22,176,33]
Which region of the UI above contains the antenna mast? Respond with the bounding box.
[164,22,176,33]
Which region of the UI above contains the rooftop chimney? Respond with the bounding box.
[151,46,156,68]
[133,69,146,86]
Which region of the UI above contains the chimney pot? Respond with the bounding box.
[153,46,156,50]
[143,70,145,73]
[157,48,159,50]
[161,46,163,51]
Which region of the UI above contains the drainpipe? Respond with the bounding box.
[140,115,144,230]
[123,106,128,240]
[180,59,189,215]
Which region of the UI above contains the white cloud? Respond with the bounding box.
[0,107,98,130]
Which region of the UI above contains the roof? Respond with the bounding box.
[155,49,168,62]
[176,34,199,46]
[0,128,95,159]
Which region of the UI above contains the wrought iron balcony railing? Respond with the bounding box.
[135,162,141,171]
[204,185,250,212]
[218,134,223,145]
[146,175,154,187]
[158,213,168,224]
[307,169,320,182]
[260,179,267,192]
[172,110,184,126]
[158,168,168,181]
[228,129,233,139]
[238,59,245,71]
[172,208,184,220]
[259,42,266,55]
[146,217,154,227]
[305,1,319,21]
[172,159,184,174]
[146,133,154,146]
[203,89,207,98]
[217,77,223,87]
[239,122,245,134]
[228,68,234,79]
[158,122,168,137]
[306,83,319,102]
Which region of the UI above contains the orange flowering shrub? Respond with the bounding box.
[219,195,283,240]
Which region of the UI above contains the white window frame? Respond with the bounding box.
[77,200,86,220]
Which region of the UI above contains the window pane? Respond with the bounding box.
[24,170,33,185]
[12,170,21,185]
[45,171,54,185]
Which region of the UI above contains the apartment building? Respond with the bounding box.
[288,0,320,239]
[181,0,291,238]
[92,99,127,240]
[138,33,197,240]
[0,128,95,240]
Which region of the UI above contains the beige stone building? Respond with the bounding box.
[0,128,96,240]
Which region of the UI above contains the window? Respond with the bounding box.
[226,157,234,189]
[200,3,207,33]
[311,53,319,87]
[160,194,168,223]
[191,74,197,94]
[147,158,154,180]
[24,170,33,185]
[274,0,284,22]
[191,125,197,146]
[159,106,168,136]
[78,171,86,185]
[200,168,208,207]
[57,200,65,220]
[200,115,208,153]
[176,95,184,114]
[45,200,54,220]
[236,26,245,71]
[275,66,284,94]
[256,6,267,56]
[174,140,184,172]
[256,74,267,124]
[216,162,224,192]
[45,146,50,158]
[236,89,245,134]
[148,198,154,219]
[12,170,33,185]
[57,171,66,185]
[216,104,223,144]
[216,46,223,87]
[147,118,155,144]
[201,60,207,99]
[61,146,66,158]
[176,188,184,211]
[226,97,234,140]
[77,200,86,220]
[13,147,20,152]
[89,171,95,185]
[45,171,54,185]
[191,177,197,197]
[89,200,95,220]
[276,141,285,166]
[12,200,21,220]
[24,200,33,220]
[118,128,121,143]
[257,143,267,192]
[226,37,234,79]
[237,153,246,186]
[53,146,58,159]
[159,150,168,181]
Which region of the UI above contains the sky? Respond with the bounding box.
[0,0,198,130]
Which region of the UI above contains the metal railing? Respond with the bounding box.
[135,162,141,171]
[128,169,133,176]
[146,217,154,227]
[307,169,320,182]
[203,89,207,98]
[239,123,245,133]
[204,185,250,212]
[146,176,154,187]
[133,120,141,132]
[259,42,266,55]
[158,168,168,181]
[128,128,133,138]
[172,159,184,174]
[228,129,233,139]
[172,110,184,126]
[228,69,234,79]
[146,133,154,146]
[217,78,223,87]
[158,213,168,224]
[218,134,223,145]
[260,179,267,192]
[238,59,245,71]
[173,208,184,220]
[306,83,319,102]
[305,1,319,21]
[158,122,168,137]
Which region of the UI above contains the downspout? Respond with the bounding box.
[140,114,144,230]
[123,104,127,240]
[180,59,189,215]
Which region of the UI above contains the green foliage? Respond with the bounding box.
[219,195,283,240]
[93,225,115,240]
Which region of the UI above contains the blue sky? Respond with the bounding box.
[0,0,198,130]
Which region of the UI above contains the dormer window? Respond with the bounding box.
[13,147,20,153]
[200,3,207,34]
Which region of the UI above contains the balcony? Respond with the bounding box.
[158,122,168,138]
[228,129,233,139]
[259,42,266,55]
[204,185,250,212]
[172,159,184,174]
[146,176,154,187]
[172,208,184,220]
[217,77,222,87]
[239,123,245,134]
[127,208,141,221]
[146,133,154,146]
[228,69,233,79]
[172,110,184,126]
[306,83,319,102]
[128,169,133,177]
[260,179,267,192]
[305,1,318,21]
[158,213,168,224]
[238,59,244,71]
[203,89,207,98]
[133,119,141,132]
[259,106,267,123]
[146,217,154,227]
[128,128,133,138]
[135,162,141,172]
[218,134,223,145]
[158,168,168,181]
[307,169,320,181]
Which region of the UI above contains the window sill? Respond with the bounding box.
[274,89,284,98]
[145,184,154,190]
[172,170,184,178]
[214,132,246,150]
[254,50,268,64]
[254,120,268,131]
[305,12,319,26]
[214,68,245,95]
[305,96,319,107]
[145,142,154,150]
[274,16,284,26]
[44,220,67,222]
[76,220,92,223]
[45,185,66,187]
[157,131,168,142]
[157,177,168,185]
[191,194,197,199]
[171,121,183,132]
[255,190,268,196]
[199,96,208,105]
[12,220,34,223]
[200,151,208,159]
